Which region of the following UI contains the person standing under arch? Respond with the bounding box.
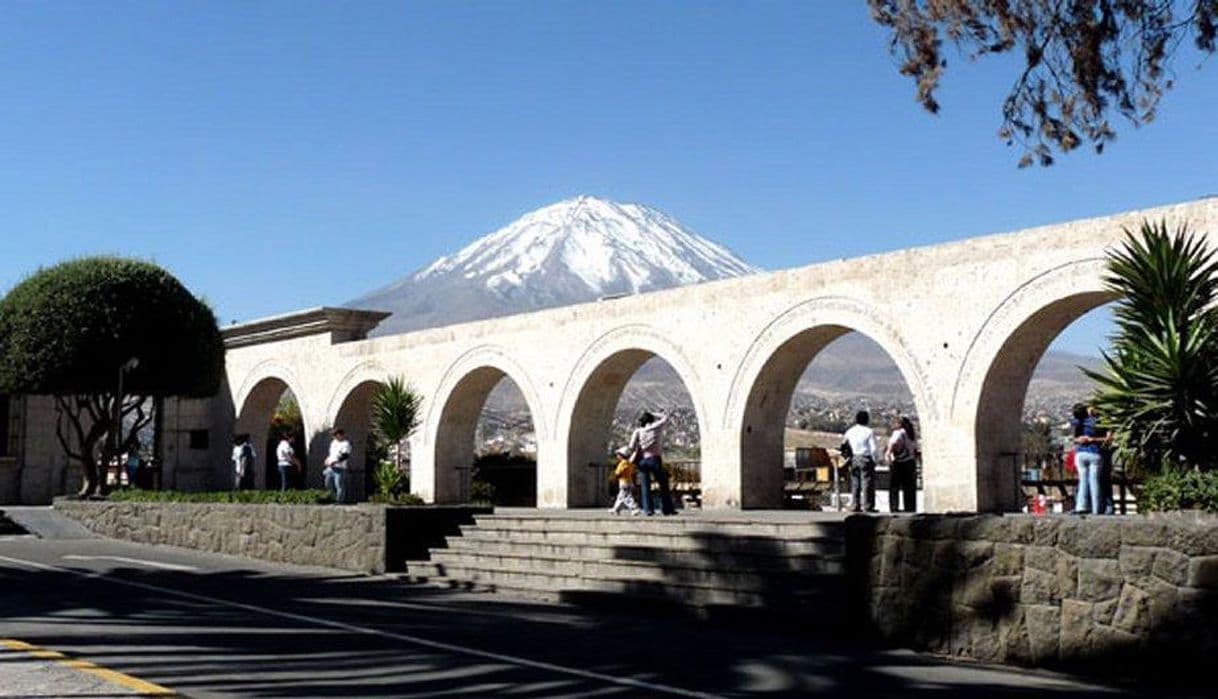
[843,410,879,513]
[628,410,676,516]
[885,416,919,513]
[324,428,353,504]
[276,431,300,491]
[1072,404,1107,515]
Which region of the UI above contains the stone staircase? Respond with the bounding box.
[406,511,848,617]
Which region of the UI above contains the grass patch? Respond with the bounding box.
[367,493,425,506]
[1140,468,1218,513]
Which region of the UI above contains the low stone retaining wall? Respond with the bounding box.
[54,500,491,575]
[845,513,1218,677]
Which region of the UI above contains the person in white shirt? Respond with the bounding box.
[232,435,254,491]
[323,428,353,503]
[842,410,879,513]
[275,432,300,491]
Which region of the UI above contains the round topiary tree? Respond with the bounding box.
[0,257,224,496]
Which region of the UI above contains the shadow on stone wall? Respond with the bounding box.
[845,513,1218,685]
[557,525,849,632]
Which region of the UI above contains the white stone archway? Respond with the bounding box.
[419,346,545,504]
[233,360,312,490]
[952,257,1115,512]
[555,325,709,509]
[723,296,933,509]
[324,361,393,501]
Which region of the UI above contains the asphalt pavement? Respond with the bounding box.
[0,508,1195,698]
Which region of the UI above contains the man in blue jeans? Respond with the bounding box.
[324,428,352,503]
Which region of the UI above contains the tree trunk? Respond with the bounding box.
[78,451,101,498]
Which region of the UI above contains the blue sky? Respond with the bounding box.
[1,2,1215,355]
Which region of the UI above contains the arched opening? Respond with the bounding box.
[434,367,537,505]
[475,378,538,506]
[975,293,1117,512]
[330,380,385,502]
[234,378,307,491]
[566,352,701,508]
[741,327,920,510]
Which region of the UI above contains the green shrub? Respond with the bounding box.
[367,493,425,506]
[469,479,495,504]
[1139,468,1218,513]
[107,489,331,505]
[373,460,407,498]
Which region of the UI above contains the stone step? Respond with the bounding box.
[469,515,844,539]
[404,561,843,610]
[455,526,843,555]
[427,549,846,588]
[442,538,844,573]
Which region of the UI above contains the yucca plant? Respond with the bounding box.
[1085,220,1218,474]
[370,376,423,494]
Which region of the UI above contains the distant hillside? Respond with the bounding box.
[485,332,1102,422]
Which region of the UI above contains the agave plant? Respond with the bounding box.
[1085,220,1218,473]
[370,375,423,493]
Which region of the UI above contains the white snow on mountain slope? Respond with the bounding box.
[418,196,758,294]
[348,196,759,335]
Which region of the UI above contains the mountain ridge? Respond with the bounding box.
[348,196,758,336]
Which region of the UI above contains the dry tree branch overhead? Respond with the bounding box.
[869,0,1218,166]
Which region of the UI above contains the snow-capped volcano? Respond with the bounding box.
[348,196,759,335]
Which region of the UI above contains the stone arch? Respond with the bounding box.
[726,296,932,508]
[324,362,394,501]
[233,361,312,490]
[557,325,708,508]
[954,258,1115,511]
[425,346,544,504]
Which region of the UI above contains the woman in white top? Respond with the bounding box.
[885,416,919,513]
[628,410,676,516]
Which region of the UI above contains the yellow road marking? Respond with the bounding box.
[1,638,175,696]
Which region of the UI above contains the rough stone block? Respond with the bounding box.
[1056,553,1079,599]
[1030,518,1060,548]
[958,516,1008,542]
[901,537,934,569]
[1025,604,1061,663]
[1057,518,1121,558]
[1118,545,1156,580]
[1059,598,1095,660]
[999,608,1032,665]
[1021,566,1059,605]
[1167,520,1218,556]
[993,543,1025,577]
[1151,548,1189,586]
[1188,555,1218,589]
[1025,545,1056,572]
[1112,583,1151,635]
[932,540,957,570]
[1119,518,1170,547]
[956,541,994,570]
[1078,558,1122,602]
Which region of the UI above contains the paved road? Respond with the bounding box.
[0,511,1193,698]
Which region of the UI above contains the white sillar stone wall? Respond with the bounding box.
[218,197,1218,513]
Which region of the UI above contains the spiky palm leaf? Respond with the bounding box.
[1085,220,1218,473]
[370,376,423,476]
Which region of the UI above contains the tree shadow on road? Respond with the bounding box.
[0,551,1162,698]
